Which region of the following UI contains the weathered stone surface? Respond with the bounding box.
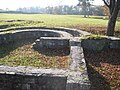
[0,27,91,90]
[110,40,120,49]
[1,27,90,37]
[33,37,70,49]
[81,36,120,51]
[0,73,67,90]
[109,37,120,49]
[66,83,90,90]
[0,65,90,90]
[0,30,60,44]
[81,39,110,51]
[68,38,90,90]
[0,29,73,44]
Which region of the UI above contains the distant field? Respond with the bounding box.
[0,14,120,35]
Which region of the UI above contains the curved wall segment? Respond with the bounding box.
[0,29,63,44]
[0,27,91,90]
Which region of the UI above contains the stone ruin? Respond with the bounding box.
[0,27,120,90]
[0,27,91,90]
[0,28,120,90]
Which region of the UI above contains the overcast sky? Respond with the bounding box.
[0,0,104,10]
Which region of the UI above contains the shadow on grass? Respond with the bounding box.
[0,40,34,58]
[83,49,120,90]
[34,48,70,56]
[86,64,111,90]
[0,39,69,59]
[84,49,120,66]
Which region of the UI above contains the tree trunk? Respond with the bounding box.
[83,1,87,18]
[107,15,117,36]
[83,7,87,18]
[109,0,115,15]
[107,2,120,36]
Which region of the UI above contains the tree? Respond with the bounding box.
[102,5,109,16]
[89,6,104,16]
[103,0,120,36]
[78,0,94,17]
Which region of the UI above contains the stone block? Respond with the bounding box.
[0,73,67,90]
[33,37,70,49]
[109,38,120,49]
[81,39,110,51]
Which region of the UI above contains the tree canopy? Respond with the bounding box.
[78,0,94,17]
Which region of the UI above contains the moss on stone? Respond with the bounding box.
[80,34,107,40]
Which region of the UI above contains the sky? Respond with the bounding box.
[0,0,104,10]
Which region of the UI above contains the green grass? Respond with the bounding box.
[0,14,120,30]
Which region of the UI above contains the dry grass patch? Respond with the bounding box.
[0,42,69,68]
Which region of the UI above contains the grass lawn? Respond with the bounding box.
[0,14,120,37]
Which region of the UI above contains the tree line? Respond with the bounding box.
[0,5,107,16]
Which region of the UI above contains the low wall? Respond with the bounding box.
[3,27,81,37]
[33,37,70,49]
[81,37,120,51]
[0,30,61,44]
[0,65,90,90]
[0,27,91,37]
[0,72,67,90]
